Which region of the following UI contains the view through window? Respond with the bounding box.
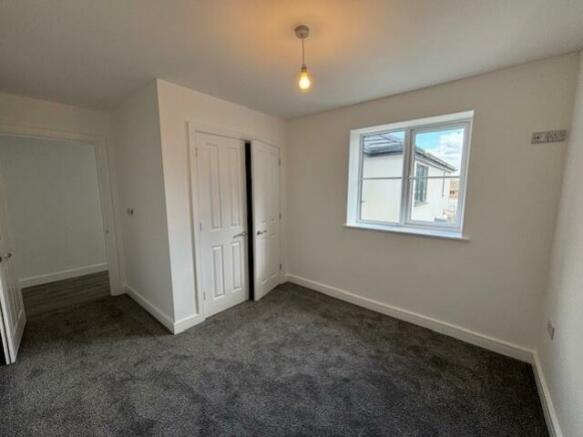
[347,112,473,236]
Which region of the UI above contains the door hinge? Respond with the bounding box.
[203,291,206,300]
[278,158,281,166]
[279,263,282,271]
[199,222,203,231]
[279,212,282,220]
[195,147,199,157]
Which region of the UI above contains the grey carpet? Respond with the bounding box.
[0,282,547,436]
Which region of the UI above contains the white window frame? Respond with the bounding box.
[346,111,473,239]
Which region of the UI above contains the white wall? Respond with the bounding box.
[0,91,111,136]
[156,79,286,326]
[112,81,174,321]
[0,91,123,293]
[537,53,583,437]
[286,53,580,352]
[0,136,106,286]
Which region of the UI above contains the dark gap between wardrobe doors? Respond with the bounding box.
[244,141,255,301]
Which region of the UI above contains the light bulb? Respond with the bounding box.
[298,65,311,91]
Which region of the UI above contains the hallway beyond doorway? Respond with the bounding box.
[22,271,110,317]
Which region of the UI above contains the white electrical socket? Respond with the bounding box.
[547,320,555,341]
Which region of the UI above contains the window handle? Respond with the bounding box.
[233,231,247,239]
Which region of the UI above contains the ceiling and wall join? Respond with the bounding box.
[1,0,582,119]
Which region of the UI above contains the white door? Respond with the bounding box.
[252,140,281,301]
[0,305,9,364]
[0,174,26,364]
[195,132,249,317]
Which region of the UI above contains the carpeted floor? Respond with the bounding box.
[22,271,110,317]
[0,282,548,436]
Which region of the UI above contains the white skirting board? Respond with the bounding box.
[173,313,205,334]
[285,273,534,363]
[532,352,563,437]
[124,285,204,335]
[124,285,174,332]
[19,263,108,288]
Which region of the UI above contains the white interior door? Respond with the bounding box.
[195,132,249,317]
[0,173,26,364]
[0,305,9,364]
[252,140,281,301]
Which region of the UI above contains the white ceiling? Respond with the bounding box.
[1,0,582,119]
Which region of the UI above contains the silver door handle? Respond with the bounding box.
[233,231,247,239]
[256,230,266,236]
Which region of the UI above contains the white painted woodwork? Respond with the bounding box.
[163,86,285,326]
[252,140,281,301]
[0,300,9,364]
[0,172,26,364]
[196,132,248,317]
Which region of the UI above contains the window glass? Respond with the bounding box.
[362,131,405,178]
[411,177,461,224]
[414,164,428,203]
[410,126,466,225]
[360,179,402,223]
[414,127,465,177]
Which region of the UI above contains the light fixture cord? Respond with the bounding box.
[301,38,306,67]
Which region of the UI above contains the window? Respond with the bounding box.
[346,111,473,238]
[414,164,428,203]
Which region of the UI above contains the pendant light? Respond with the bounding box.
[295,25,312,91]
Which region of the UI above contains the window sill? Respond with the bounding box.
[344,223,469,241]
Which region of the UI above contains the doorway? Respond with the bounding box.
[190,127,282,319]
[0,130,121,364]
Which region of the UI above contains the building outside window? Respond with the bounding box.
[346,111,473,238]
[414,164,429,204]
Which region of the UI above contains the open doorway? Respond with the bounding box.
[0,135,110,317]
[0,123,121,364]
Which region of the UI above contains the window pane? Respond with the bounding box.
[362,130,405,178]
[360,179,402,223]
[410,177,460,224]
[414,164,428,203]
[414,127,465,177]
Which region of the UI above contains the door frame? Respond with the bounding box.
[0,120,123,294]
[187,121,282,319]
